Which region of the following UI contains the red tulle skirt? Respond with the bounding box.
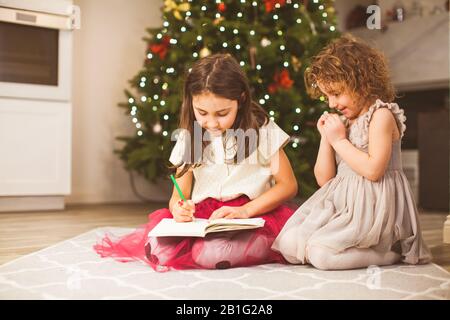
[94,195,297,272]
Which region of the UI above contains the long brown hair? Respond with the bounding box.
[173,53,269,178]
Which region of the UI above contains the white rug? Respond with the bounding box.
[0,227,449,300]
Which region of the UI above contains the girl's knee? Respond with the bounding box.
[192,236,233,269]
[306,244,335,270]
[192,233,271,269]
[146,236,184,265]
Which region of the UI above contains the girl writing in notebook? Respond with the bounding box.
[272,35,431,270]
[94,53,298,271]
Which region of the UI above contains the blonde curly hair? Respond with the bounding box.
[304,34,396,106]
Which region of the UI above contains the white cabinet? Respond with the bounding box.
[0,0,76,211]
[0,98,71,195]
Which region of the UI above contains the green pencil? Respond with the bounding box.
[170,174,186,201]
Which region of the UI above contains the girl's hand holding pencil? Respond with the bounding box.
[170,174,195,222]
[172,199,195,222]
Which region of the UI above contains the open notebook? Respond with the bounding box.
[148,218,265,237]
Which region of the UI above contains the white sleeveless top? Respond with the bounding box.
[169,120,291,204]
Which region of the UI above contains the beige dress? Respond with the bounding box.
[272,99,432,265]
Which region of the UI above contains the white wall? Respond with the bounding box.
[68,0,172,204]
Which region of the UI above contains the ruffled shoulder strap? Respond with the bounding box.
[365,99,407,138]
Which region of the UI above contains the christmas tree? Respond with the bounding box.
[117,0,338,198]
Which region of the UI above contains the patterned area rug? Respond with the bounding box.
[0,227,449,300]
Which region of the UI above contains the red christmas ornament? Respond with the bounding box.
[217,2,226,12]
[264,0,286,13]
[149,36,171,60]
[268,69,294,94]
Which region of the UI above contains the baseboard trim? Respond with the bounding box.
[0,196,65,213]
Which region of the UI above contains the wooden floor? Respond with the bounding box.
[0,203,449,272]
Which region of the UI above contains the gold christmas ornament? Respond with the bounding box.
[164,0,190,20]
[213,17,225,25]
[291,56,302,72]
[200,47,211,58]
[153,122,162,133]
[260,37,271,47]
[249,46,257,69]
